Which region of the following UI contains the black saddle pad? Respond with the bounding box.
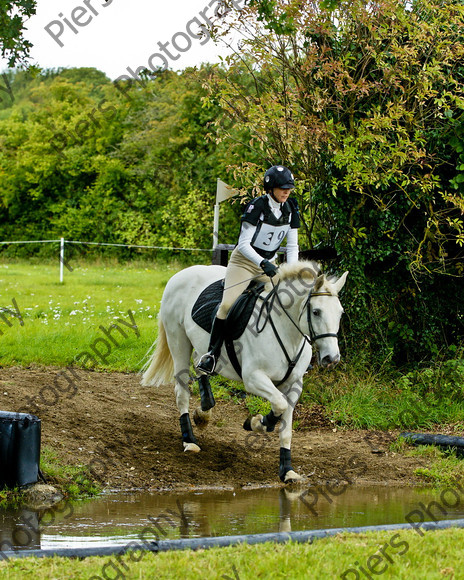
[191,279,224,333]
[192,279,265,340]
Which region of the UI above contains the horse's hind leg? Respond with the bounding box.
[169,330,201,452]
[192,375,215,431]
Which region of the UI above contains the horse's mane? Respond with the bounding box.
[278,260,321,280]
[264,260,322,290]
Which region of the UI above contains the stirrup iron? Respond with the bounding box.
[196,353,217,375]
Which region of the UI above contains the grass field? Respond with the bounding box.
[0,260,183,370]
[1,528,464,579]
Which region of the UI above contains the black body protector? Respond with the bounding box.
[241,196,301,260]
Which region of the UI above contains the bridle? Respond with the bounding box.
[254,281,339,385]
[301,291,340,343]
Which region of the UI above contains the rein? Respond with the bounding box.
[254,281,338,385]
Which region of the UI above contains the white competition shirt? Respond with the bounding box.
[237,194,299,266]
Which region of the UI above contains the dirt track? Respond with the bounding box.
[0,366,429,491]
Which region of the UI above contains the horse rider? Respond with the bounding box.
[196,165,301,375]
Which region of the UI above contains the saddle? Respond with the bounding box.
[191,279,265,375]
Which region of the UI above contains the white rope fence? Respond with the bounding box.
[0,237,214,282]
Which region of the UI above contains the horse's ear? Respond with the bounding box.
[333,271,349,294]
[314,274,325,292]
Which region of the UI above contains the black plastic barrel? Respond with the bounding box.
[0,411,41,488]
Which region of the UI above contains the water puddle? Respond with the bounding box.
[2,485,464,551]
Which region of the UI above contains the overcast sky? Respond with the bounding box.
[1,0,241,80]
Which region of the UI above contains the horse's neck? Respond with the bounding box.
[270,281,308,341]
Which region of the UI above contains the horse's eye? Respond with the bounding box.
[312,309,320,317]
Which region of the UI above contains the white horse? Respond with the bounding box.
[142,261,348,483]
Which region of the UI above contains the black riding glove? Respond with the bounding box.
[260,259,278,278]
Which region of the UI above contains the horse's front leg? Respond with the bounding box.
[242,369,289,434]
[278,379,303,483]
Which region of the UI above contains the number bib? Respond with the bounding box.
[251,222,290,252]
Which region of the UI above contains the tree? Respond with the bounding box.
[0,1,37,66]
[207,0,464,363]
[0,67,242,257]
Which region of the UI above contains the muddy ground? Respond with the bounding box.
[0,366,432,491]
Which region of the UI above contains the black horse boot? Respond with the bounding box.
[196,317,226,375]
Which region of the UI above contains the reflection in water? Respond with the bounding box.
[1,509,41,552]
[2,485,464,551]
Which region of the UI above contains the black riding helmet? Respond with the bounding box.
[263,165,295,191]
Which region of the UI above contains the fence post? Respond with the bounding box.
[60,237,65,283]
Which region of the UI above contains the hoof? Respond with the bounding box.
[251,414,266,433]
[283,470,303,484]
[193,407,211,430]
[243,417,252,431]
[243,415,266,432]
[183,442,201,453]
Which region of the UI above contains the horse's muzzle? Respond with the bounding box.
[320,354,340,368]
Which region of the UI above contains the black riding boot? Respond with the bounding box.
[196,317,226,375]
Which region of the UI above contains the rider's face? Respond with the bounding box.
[272,188,293,203]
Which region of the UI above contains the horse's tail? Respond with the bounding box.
[141,318,174,386]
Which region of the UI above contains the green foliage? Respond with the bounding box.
[303,360,464,430]
[0,486,24,508]
[206,0,464,365]
[248,0,296,34]
[41,447,100,498]
[0,0,37,66]
[391,438,464,487]
[397,355,464,406]
[0,66,242,259]
[409,446,464,487]
[246,395,271,417]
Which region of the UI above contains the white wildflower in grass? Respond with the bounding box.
[135,299,143,304]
